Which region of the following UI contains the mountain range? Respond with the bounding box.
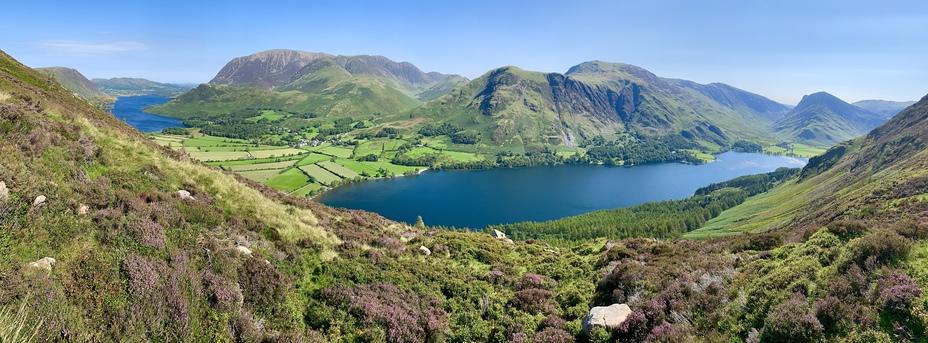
[35,66,112,101]
[149,49,469,119]
[91,77,196,97]
[151,49,911,151]
[4,47,928,341]
[772,92,886,146]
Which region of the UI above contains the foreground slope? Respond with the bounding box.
[773,91,886,147]
[35,66,112,101]
[0,50,605,342]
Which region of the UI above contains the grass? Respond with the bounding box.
[226,160,295,172]
[299,164,343,185]
[318,161,360,179]
[205,154,304,167]
[262,168,310,191]
[403,146,483,163]
[354,139,407,157]
[250,148,306,159]
[291,183,325,197]
[316,146,354,158]
[187,150,250,161]
[238,169,284,182]
[764,143,827,158]
[0,298,41,343]
[296,153,333,166]
[684,149,716,162]
[182,135,251,147]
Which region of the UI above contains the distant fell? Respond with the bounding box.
[155,49,466,118]
[772,91,885,147]
[36,66,111,101]
[668,80,791,122]
[91,77,195,97]
[852,99,916,119]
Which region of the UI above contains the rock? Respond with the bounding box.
[582,303,632,336]
[78,204,90,215]
[0,181,8,201]
[29,257,56,271]
[176,190,194,201]
[235,245,253,256]
[544,249,557,254]
[33,195,47,207]
[491,229,507,240]
[419,246,431,256]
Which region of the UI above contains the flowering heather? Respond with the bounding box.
[877,271,922,312]
[322,283,448,343]
[510,288,555,314]
[646,323,689,343]
[761,295,824,343]
[514,272,556,291]
[531,327,573,343]
[130,218,166,248]
[202,271,243,311]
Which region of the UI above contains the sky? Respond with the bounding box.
[2,0,927,104]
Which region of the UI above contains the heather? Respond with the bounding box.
[3,49,928,343]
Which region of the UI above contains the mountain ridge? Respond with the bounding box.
[91,77,195,97]
[35,66,112,101]
[772,91,886,147]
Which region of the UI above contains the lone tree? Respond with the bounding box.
[414,216,425,229]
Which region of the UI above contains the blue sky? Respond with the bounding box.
[2,0,927,104]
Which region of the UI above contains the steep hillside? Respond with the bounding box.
[853,99,916,119]
[208,49,332,89]
[410,61,779,152]
[156,49,464,118]
[36,66,112,101]
[0,50,602,342]
[91,77,195,97]
[772,92,886,147]
[668,79,791,122]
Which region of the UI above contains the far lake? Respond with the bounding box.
[318,152,807,228]
[111,95,182,132]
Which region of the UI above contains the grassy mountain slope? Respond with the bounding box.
[667,79,791,122]
[772,92,886,147]
[91,77,195,97]
[409,61,780,152]
[35,66,112,101]
[154,50,463,118]
[693,95,927,237]
[853,99,916,119]
[0,50,604,342]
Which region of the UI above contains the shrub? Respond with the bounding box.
[646,323,690,343]
[876,271,922,313]
[814,296,847,333]
[760,295,823,343]
[510,288,555,314]
[530,327,572,343]
[238,257,287,316]
[828,220,868,239]
[850,230,910,269]
[322,283,448,343]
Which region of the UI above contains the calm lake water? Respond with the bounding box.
[318,152,807,228]
[111,95,182,132]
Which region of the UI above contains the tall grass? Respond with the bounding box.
[0,299,41,343]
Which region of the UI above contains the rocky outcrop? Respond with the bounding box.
[235,245,253,257]
[33,195,46,207]
[177,190,194,201]
[582,303,632,336]
[491,230,507,240]
[29,257,56,271]
[0,181,8,201]
[209,49,332,89]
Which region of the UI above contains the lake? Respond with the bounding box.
[318,152,807,228]
[111,95,182,132]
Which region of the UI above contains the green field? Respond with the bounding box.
[403,146,483,163]
[182,135,251,147]
[296,153,333,166]
[262,168,310,191]
[316,145,354,158]
[354,139,407,157]
[250,148,306,159]
[763,143,826,158]
[238,169,283,182]
[318,161,360,179]
[290,182,325,197]
[299,164,342,185]
[187,150,250,161]
[206,154,304,167]
[226,160,295,172]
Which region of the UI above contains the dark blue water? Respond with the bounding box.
[111,95,182,132]
[318,152,807,228]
